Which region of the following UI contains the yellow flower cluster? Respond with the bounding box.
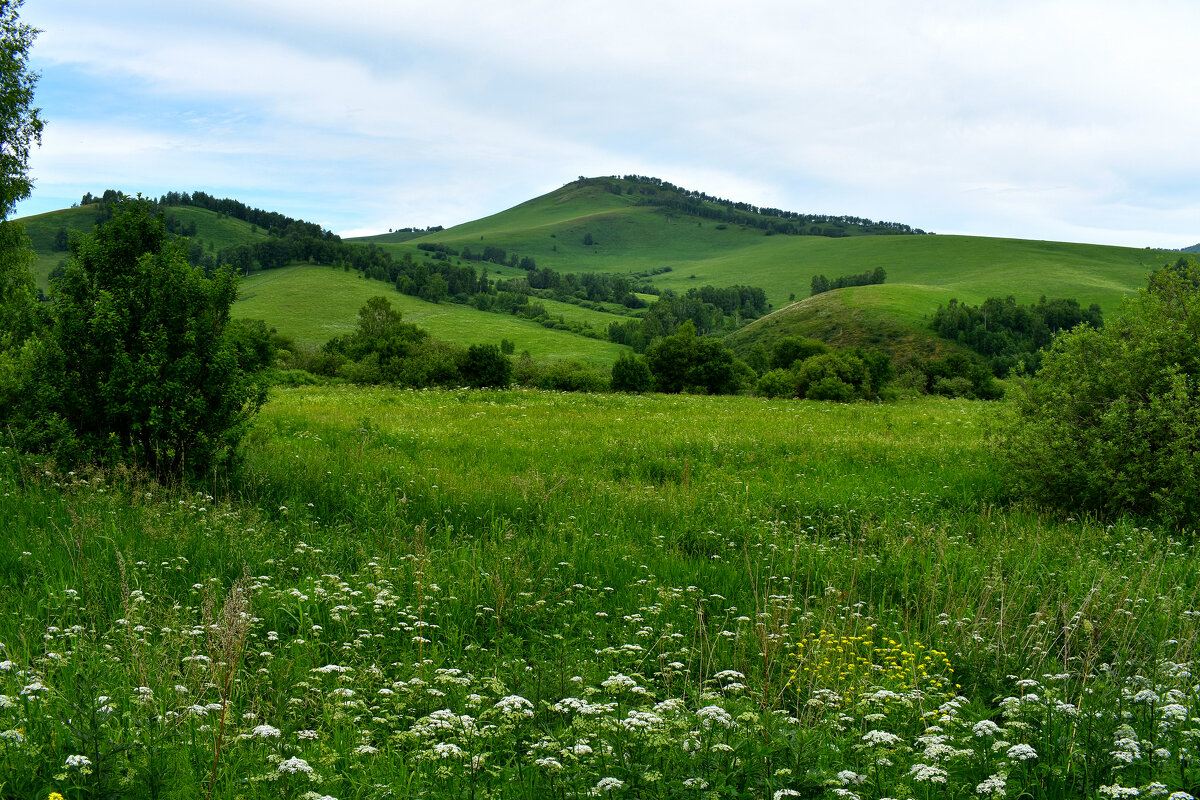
[786,628,955,703]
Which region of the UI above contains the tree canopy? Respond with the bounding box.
[0,0,41,221]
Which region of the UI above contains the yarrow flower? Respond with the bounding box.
[1006,743,1037,761]
[278,756,313,774]
[64,754,92,770]
[252,724,281,738]
[908,763,948,783]
[861,729,901,746]
[973,720,1003,737]
[494,695,534,718]
[592,777,624,794]
[433,742,463,759]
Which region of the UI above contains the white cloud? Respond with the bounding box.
[13,0,1200,246]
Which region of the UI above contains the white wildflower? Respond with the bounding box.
[1006,743,1037,760]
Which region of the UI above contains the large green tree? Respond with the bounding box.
[0,0,41,220]
[6,197,266,476]
[0,0,44,411]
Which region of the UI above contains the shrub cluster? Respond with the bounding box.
[1002,262,1200,527]
[753,336,893,402]
[1,198,266,477]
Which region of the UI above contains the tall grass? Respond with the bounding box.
[1,388,1197,799]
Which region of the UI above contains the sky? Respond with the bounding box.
[12,0,1200,248]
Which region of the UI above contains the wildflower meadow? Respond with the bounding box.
[1,387,1198,799]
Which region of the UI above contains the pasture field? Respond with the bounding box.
[232,264,628,363]
[1,388,1197,799]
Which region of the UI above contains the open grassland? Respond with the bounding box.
[2,388,1198,799]
[232,264,628,363]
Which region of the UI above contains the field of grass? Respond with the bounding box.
[233,264,628,364]
[2,387,1198,799]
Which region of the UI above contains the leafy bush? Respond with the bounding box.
[754,368,795,399]
[1001,264,1200,527]
[460,343,512,389]
[768,335,827,370]
[610,351,653,392]
[644,321,748,395]
[3,197,265,476]
[533,360,609,393]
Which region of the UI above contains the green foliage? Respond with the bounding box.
[460,343,512,388]
[754,367,795,398]
[531,359,610,393]
[0,0,42,221]
[610,350,652,392]
[1002,264,1200,527]
[769,335,828,370]
[810,266,886,296]
[795,351,867,401]
[909,352,1003,400]
[3,197,265,476]
[644,321,747,395]
[932,294,1103,376]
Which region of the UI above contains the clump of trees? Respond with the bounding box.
[931,295,1103,376]
[810,267,886,296]
[1001,262,1200,528]
[286,296,513,390]
[643,322,753,395]
[753,337,893,401]
[607,286,769,350]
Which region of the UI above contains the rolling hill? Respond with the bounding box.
[15,177,1179,366]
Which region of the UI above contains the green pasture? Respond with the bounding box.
[2,387,1198,799]
[233,264,628,363]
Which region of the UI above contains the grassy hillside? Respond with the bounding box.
[357,178,1170,311]
[233,264,627,364]
[18,178,1177,363]
[17,202,269,290]
[352,178,1173,357]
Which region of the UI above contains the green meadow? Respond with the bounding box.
[232,264,627,364]
[3,387,1198,799]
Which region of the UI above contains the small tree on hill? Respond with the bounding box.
[5,196,266,476]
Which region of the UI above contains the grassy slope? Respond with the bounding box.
[233,264,627,364]
[351,179,1173,357]
[19,180,1176,361]
[17,203,270,290]
[358,181,1170,312]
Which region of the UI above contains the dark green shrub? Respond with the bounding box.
[769,336,828,370]
[645,321,746,395]
[1001,265,1200,527]
[460,343,512,388]
[535,360,609,393]
[795,351,867,401]
[755,368,796,399]
[610,351,653,393]
[4,197,265,476]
